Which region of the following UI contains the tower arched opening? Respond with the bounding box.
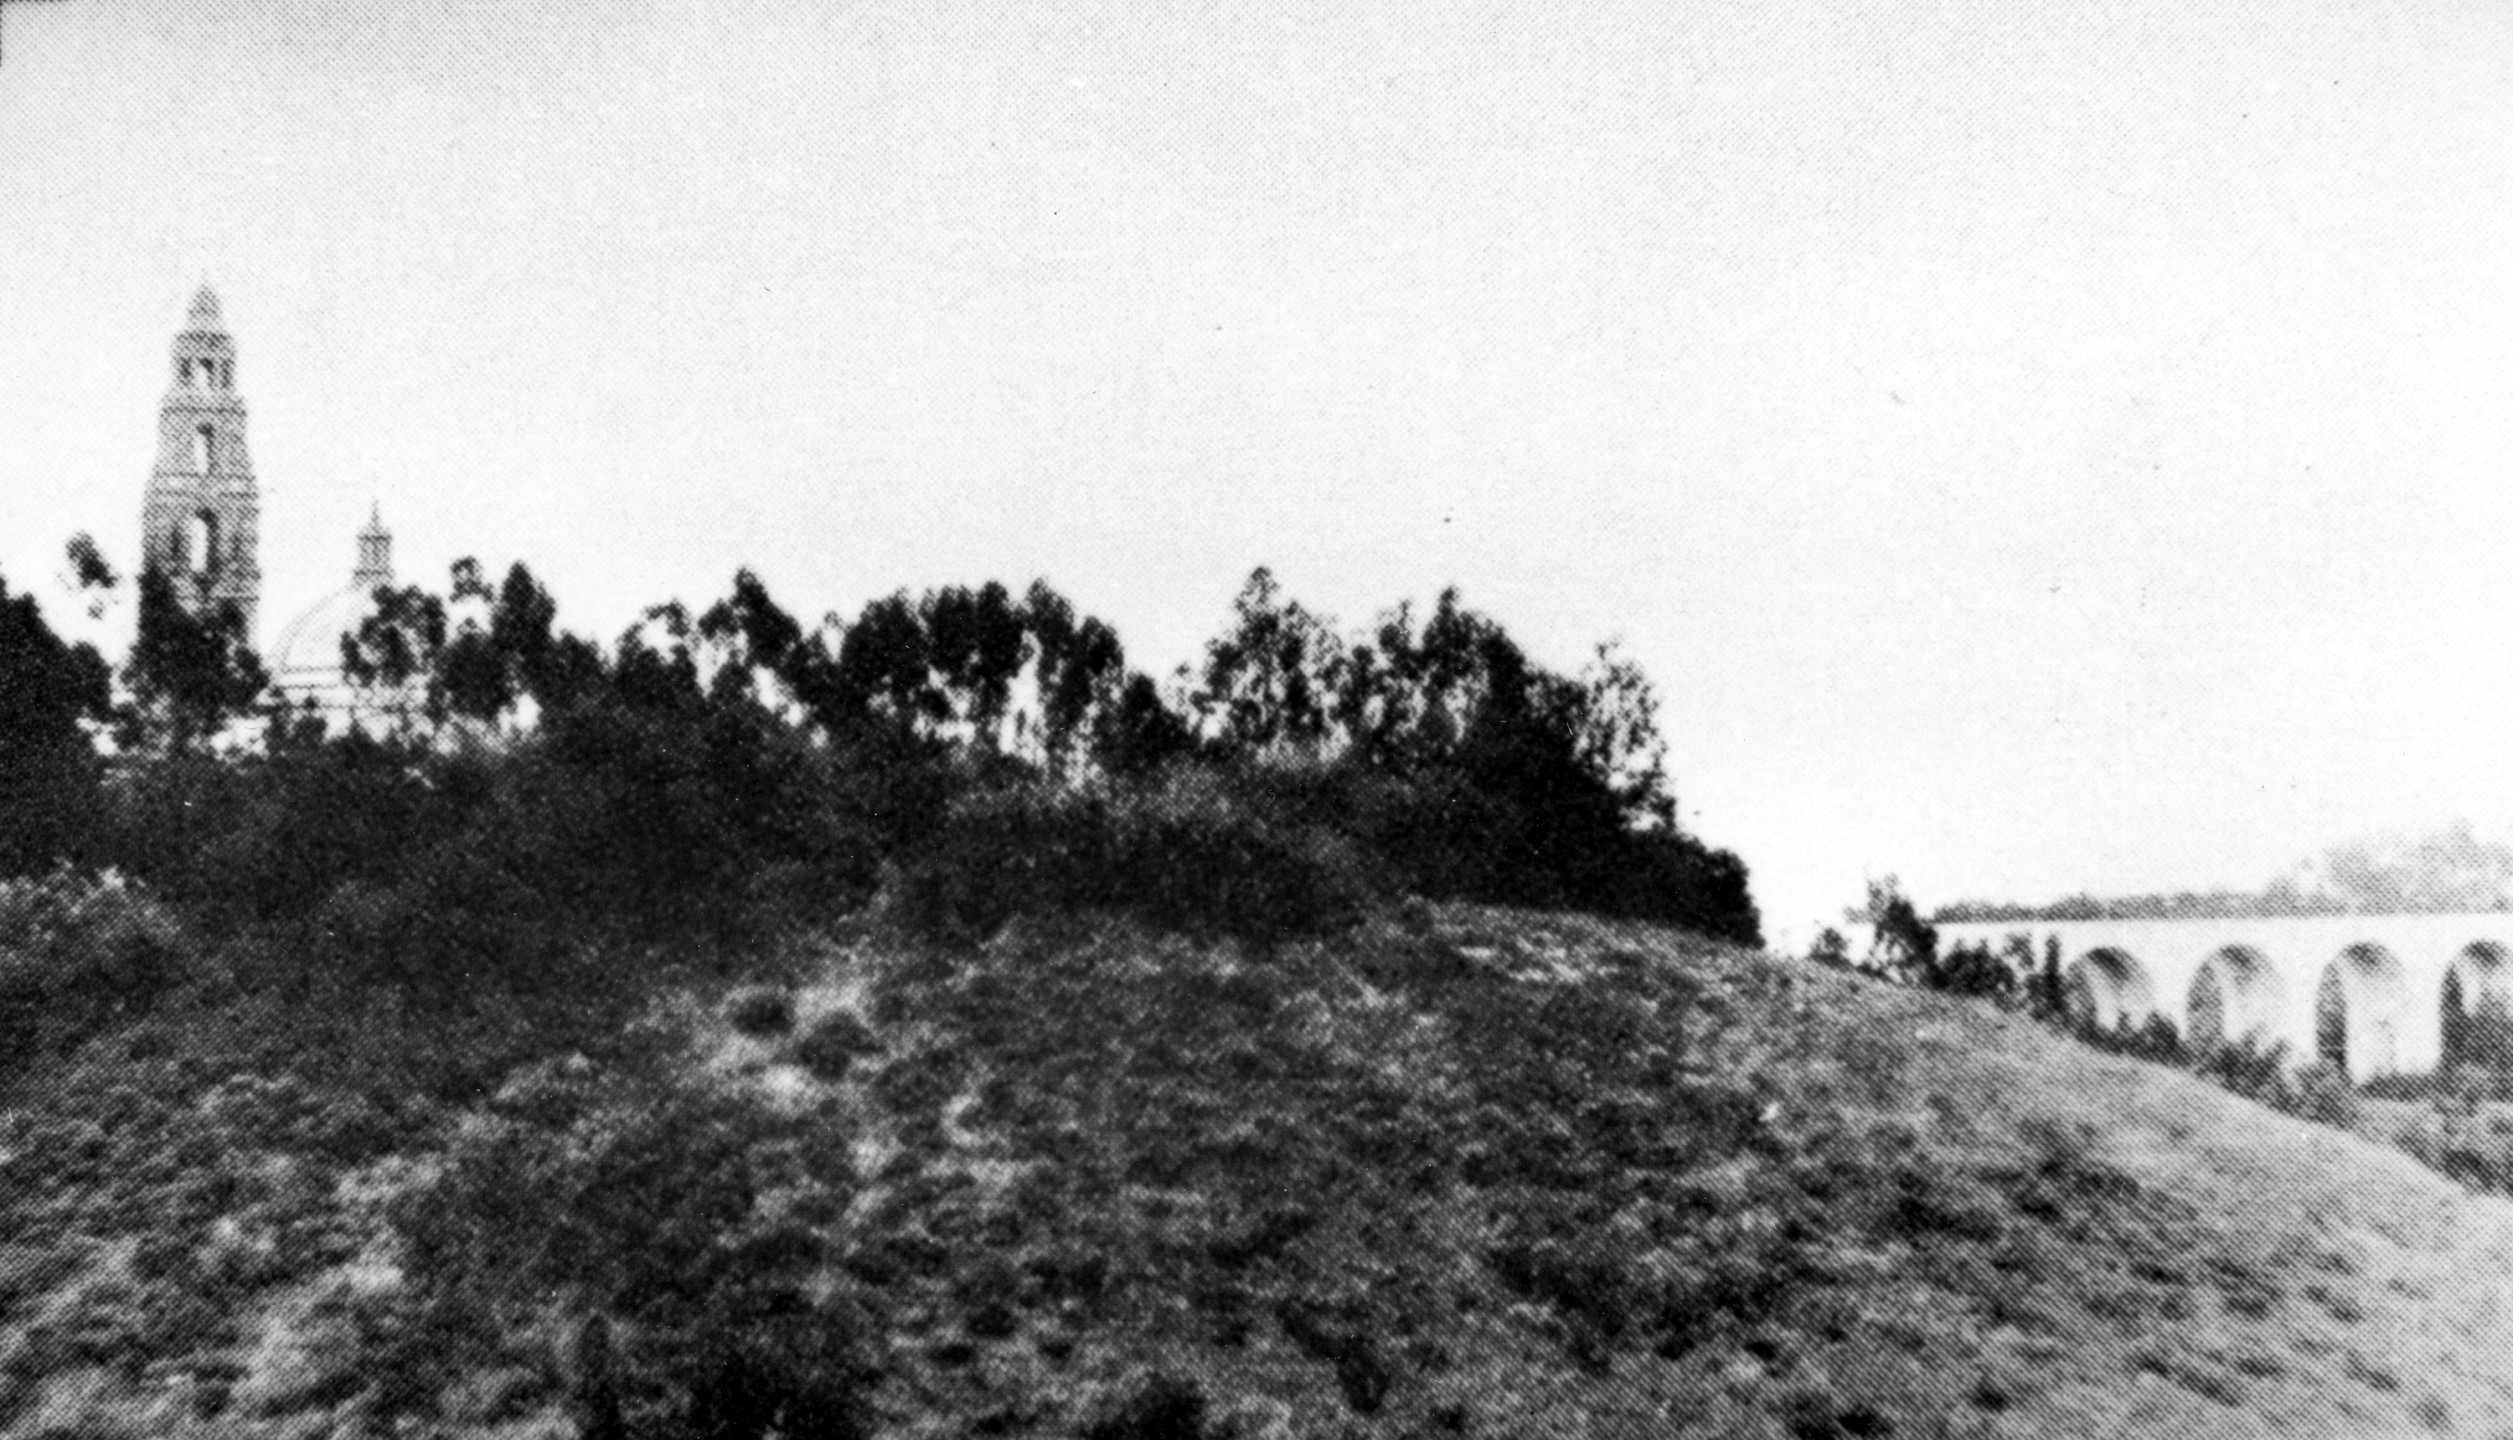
[178,510,220,580]
[2186,946,2283,1050]
[2317,944,2411,1080]
[192,423,214,474]
[2066,947,2159,1034]
[2443,942,2513,1071]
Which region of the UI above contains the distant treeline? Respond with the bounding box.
[0,551,1759,1015]
[1934,887,2351,923]
[1934,824,2513,923]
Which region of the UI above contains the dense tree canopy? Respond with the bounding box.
[0,548,1760,948]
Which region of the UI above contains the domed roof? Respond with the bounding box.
[270,510,413,728]
[271,580,387,696]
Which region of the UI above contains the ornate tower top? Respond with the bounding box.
[170,283,237,389]
[354,505,394,588]
[185,284,223,331]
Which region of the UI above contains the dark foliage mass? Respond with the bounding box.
[0,557,1758,1005]
[0,577,111,876]
[896,773,1380,944]
[123,565,269,752]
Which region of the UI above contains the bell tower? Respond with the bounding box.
[140,284,262,638]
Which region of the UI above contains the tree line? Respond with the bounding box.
[0,544,1760,1002]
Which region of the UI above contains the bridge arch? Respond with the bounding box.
[2443,941,2513,1070]
[2068,947,2158,1032]
[2318,944,2412,1080]
[2187,945,2284,1048]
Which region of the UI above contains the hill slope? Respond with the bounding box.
[6,903,2513,1438]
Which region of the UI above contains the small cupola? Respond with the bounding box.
[353,505,394,588]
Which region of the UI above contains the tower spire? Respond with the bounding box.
[185,283,225,334]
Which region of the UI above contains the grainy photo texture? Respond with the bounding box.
[3,3,2511,1436]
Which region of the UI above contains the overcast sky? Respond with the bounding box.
[3,0,2509,942]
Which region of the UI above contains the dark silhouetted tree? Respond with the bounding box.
[1024,580,1128,774]
[699,568,807,711]
[123,565,268,750]
[1933,939,2016,1000]
[61,532,118,620]
[1094,670,1195,777]
[434,557,515,723]
[924,581,1027,746]
[1194,567,1341,754]
[612,610,704,713]
[1567,641,1678,828]
[491,562,590,710]
[1859,876,1939,984]
[340,581,449,732]
[831,593,940,734]
[0,571,111,872]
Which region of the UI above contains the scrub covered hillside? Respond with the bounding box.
[9,901,2513,1438]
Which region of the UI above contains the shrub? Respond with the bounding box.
[2190,1036,2297,1109]
[529,697,893,937]
[1784,1389,1894,1440]
[2390,1101,2513,1197]
[309,837,555,998]
[1489,1237,1637,1356]
[2286,1061,2360,1129]
[1805,928,1852,970]
[1274,758,1763,945]
[2359,1070,2450,1104]
[1080,1373,1215,1440]
[98,696,901,997]
[726,987,795,1038]
[1274,1294,1397,1412]
[793,1012,879,1082]
[1113,770,1377,939]
[2075,1013,2185,1066]
[898,772,1377,943]
[147,734,450,926]
[0,868,188,1054]
[382,1069,864,1434]
[1931,940,2017,1001]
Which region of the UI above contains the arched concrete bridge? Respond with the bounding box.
[1931,914,2513,1081]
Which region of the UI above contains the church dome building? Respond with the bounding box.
[270,507,406,725]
